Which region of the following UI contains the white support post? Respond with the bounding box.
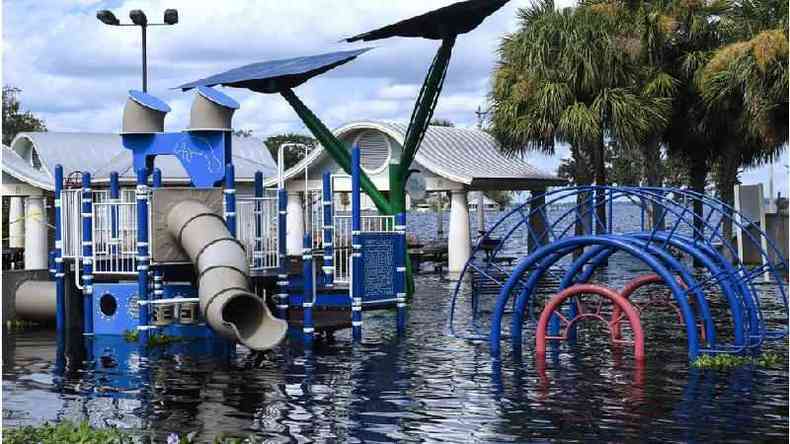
[9,196,25,249]
[448,190,471,276]
[24,196,49,270]
[286,192,305,256]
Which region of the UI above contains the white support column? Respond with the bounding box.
[24,196,49,270]
[448,190,471,276]
[9,196,25,249]
[286,192,305,256]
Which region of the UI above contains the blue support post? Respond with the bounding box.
[151,169,163,304]
[254,172,264,270]
[136,168,150,343]
[395,212,407,335]
[322,172,334,287]
[54,165,65,332]
[224,163,237,236]
[302,234,314,347]
[81,172,94,335]
[351,146,363,341]
[277,189,289,319]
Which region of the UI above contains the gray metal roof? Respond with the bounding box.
[4,132,277,190]
[337,121,564,188]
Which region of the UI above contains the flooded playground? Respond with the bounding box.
[3,209,788,443]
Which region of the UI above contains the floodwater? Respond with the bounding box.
[3,208,789,442]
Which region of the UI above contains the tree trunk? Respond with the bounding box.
[689,156,709,257]
[593,136,607,234]
[715,143,740,261]
[642,135,665,230]
[572,145,594,258]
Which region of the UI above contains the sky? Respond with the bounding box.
[2,0,787,196]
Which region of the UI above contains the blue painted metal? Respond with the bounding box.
[128,89,171,113]
[224,163,237,236]
[449,185,789,362]
[54,165,65,332]
[196,85,240,109]
[395,212,408,334]
[135,168,150,343]
[121,91,232,188]
[490,235,701,360]
[177,48,373,94]
[302,234,314,347]
[322,172,334,287]
[81,172,94,335]
[351,146,362,341]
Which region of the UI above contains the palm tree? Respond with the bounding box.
[700,19,788,242]
[490,0,668,232]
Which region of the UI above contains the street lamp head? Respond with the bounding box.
[163,9,179,25]
[129,9,148,26]
[96,10,120,26]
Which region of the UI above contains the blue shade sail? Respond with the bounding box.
[129,90,171,113]
[177,48,373,94]
[197,86,240,109]
[344,0,510,42]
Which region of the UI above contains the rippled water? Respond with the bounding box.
[3,208,788,442]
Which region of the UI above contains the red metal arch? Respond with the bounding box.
[536,283,645,360]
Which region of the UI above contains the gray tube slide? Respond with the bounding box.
[15,280,56,322]
[167,199,287,351]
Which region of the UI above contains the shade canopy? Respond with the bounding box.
[177,48,372,94]
[344,0,510,42]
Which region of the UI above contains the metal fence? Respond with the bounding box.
[237,193,280,271]
[332,213,395,284]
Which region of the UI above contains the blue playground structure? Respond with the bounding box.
[449,186,788,361]
[52,86,407,354]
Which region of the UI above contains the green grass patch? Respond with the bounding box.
[3,421,131,444]
[692,352,786,370]
[147,332,182,348]
[122,329,139,342]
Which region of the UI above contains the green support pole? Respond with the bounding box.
[398,36,456,183]
[281,88,392,214]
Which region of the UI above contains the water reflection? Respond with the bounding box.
[3,275,788,441]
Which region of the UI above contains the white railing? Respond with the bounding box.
[332,213,395,284]
[93,199,137,274]
[237,193,279,271]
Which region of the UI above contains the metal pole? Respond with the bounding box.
[351,146,362,341]
[151,168,163,306]
[277,188,289,319]
[136,167,150,343]
[322,172,334,287]
[395,212,407,334]
[224,164,237,236]
[54,165,65,332]
[81,172,94,335]
[302,234,314,347]
[254,171,264,270]
[141,25,147,92]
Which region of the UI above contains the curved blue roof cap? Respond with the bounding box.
[176,48,373,94]
[197,86,240,109]
[128,90,171,113]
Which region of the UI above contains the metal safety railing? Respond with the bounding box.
[237,193,280,271]
[93,199,138,274]
[333,213,395,284]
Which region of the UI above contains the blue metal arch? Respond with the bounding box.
[490,235,702,360]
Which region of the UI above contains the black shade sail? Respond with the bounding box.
[177,48,372,94]
[344,0,510,42]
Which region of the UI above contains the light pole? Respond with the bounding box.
[96,9,179,92]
